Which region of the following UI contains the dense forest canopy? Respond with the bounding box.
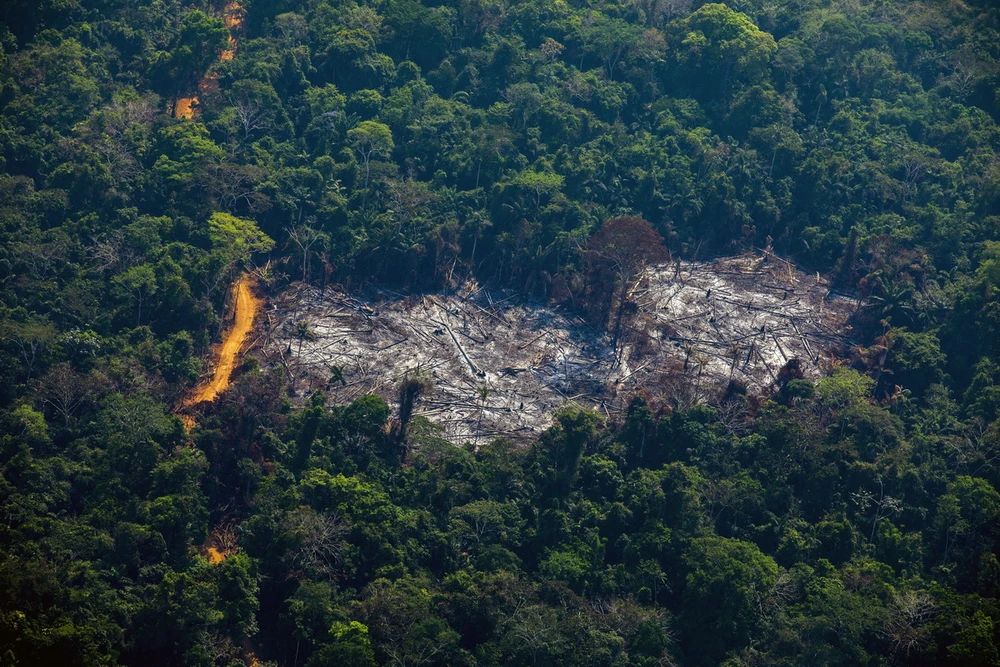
[3,0,1000,664]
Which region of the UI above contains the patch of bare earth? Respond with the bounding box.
[260,253,859,443]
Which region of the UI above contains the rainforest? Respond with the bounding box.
[2,0,1000,665]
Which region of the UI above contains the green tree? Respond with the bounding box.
[347,121,394,205]
[534,406,602,494]
[931,476,1000,578]
[680,536,779,664]
[113,264,158,326]
[158,10,228,96]
[672,3,777,100]
[576,13,644,80]
[307,621,377,667]
[207,212,275,276]
[948,611,1000,666]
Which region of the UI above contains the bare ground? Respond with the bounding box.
[183,276,261,408]
[260,253,859,443]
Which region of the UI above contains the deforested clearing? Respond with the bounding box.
[263,252,858,442]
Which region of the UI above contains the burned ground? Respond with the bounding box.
[260,253,859,443]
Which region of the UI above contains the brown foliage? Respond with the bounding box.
[582,216,669,353]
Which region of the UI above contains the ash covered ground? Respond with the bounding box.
[261,253,858,443]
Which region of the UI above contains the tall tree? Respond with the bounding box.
[583,216,669,359]
[347,121,394,206]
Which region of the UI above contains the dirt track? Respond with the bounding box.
[185,277,260,406]
[174,1,243,119]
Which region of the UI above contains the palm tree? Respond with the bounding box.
[295,320,314,359]
[866,273,915,325]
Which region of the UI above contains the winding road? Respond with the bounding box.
[169,8,265,665]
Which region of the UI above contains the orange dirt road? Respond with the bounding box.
[174,95,198,120]
[185,277,260,407]
[174,1,243,119]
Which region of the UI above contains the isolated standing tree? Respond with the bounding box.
[347,120,393,206]
[286,217,326,283]
[584,216,669,359]
[295,320,314,359]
